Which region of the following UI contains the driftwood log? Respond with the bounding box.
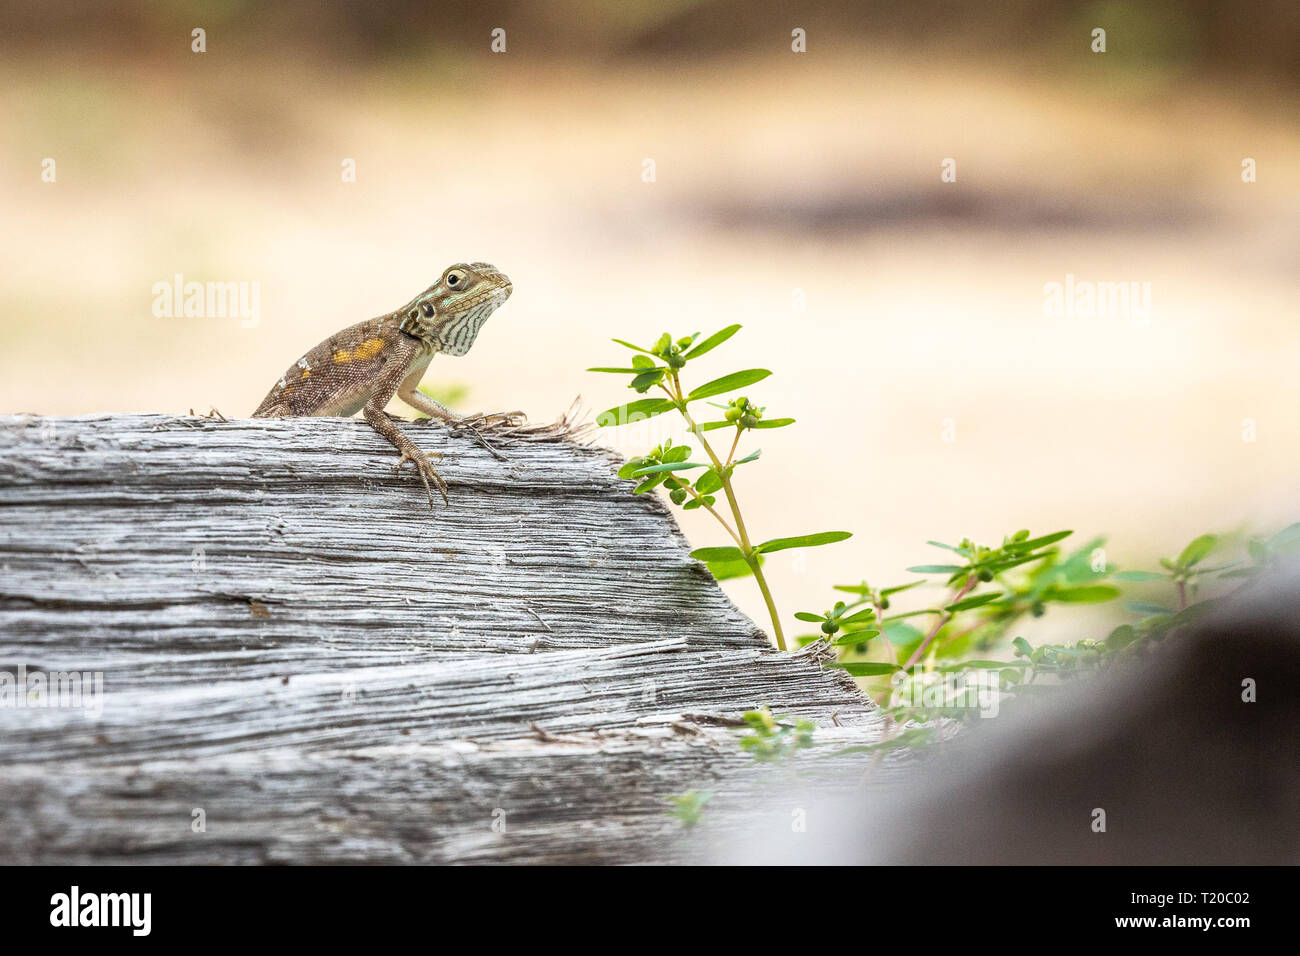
[0,413,885,863]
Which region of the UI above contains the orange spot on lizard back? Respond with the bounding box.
[331,337,385,364]
[352,337,386,360]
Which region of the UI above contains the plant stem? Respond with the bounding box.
[873,600,897,665]
[903,577,978,671]
[673,479,742,546]
[726,429,741,467]
[666,374,787,651]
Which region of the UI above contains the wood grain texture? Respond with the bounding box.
[0,414,885,863]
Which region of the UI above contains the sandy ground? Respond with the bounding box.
[3,51,1297,638]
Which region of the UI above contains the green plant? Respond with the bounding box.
[589,326,850,649]
[800,523,1300,732]
[681,523,1298,828]
[737,708,816,762]
[665,789,713,828]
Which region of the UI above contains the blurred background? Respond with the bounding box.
[3,0,1298,638]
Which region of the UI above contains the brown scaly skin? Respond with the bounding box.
[252,262,521,508]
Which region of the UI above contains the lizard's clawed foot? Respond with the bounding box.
[395,448,449,509]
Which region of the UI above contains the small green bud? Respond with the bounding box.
[978,569,994,582]
[820,621,838,635]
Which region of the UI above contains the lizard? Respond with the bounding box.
[251,262,520,508]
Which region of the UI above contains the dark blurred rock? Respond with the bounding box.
[718,570,1300,864]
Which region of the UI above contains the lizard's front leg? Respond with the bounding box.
[397,370,523,461]
[364,342,450,508]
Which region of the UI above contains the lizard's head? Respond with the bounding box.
[398,262,513,356]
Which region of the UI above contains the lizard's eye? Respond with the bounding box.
[446,271,464,287]
[420,302,434,317]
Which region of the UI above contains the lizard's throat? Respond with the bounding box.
[429,297,505,356]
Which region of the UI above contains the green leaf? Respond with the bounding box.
[611,337,653,355]
[1012,636,1034,657]
[695,420,733,431]
[686,369,772,402]
[881,608,941,621]
[632,475,665,494]
[840,608,877,624]
[751,418,795,429]
[831,630,880,646]
[1170,599,1218,627]
[794,612,826,623]
[733,449,761,466]
[1268,522,1300,550]
[979,553,1047,574]
[695,468,723,495]
[631,354,655,369]
[691,546,746,563]
[946,592,1003,612]
[755,531,852,554]
[630,462,707,475]
[1218,567,1257,579]
[829,661,900,676]
[682,324,741,360]
[883,621,925,645]
[630,368,666,392]
[1106,624,1137,649]
[906,564,962,574]
[1048,585,1120,603]
[586,366,640,374]
[880,581,925,598]
[1176,533,1218,569]
[1006,530,1073,552]
[927,540,970,556]
[596,398,676,426]
[605,335,650,353]
[1113,570,1165,582]
[1127,600,1175,617]
[707,556,757,580]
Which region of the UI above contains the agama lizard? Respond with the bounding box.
[252,262,518,507]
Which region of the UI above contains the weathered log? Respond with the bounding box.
[0,414,884,863]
